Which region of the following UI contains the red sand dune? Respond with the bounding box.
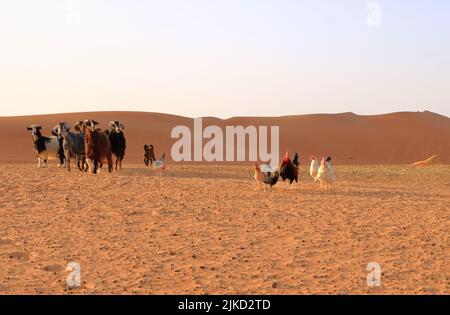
[0,110,449,165]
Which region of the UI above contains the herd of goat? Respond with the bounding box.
[26,120,161,174]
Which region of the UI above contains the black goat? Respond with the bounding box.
[108,121,126,171]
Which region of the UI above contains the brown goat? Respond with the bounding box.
[83,120,113,174]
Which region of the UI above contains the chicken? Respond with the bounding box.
[254,162,279,190]
[309,156,320,179]
[153,152,166,176]
[315,156,336,191]
[279,151,299,189]
[262,170,279,190]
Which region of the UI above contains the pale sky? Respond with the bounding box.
[0,0,449,118]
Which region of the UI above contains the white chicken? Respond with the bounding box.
[309,156,320,179]
[153,153,167,176]
[314,156,336,191]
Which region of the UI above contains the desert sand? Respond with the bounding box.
[1,110,449,165]
[0,163,448,294]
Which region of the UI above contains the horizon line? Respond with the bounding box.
[1,109,448,120]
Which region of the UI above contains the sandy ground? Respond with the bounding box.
[0,163,448,295]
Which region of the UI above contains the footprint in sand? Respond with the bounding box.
[1,239,30,261]
[0,239,14,246]
[7,251,29,261]
[43,264,63,272]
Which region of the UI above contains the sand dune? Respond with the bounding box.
[0,110,449,165]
